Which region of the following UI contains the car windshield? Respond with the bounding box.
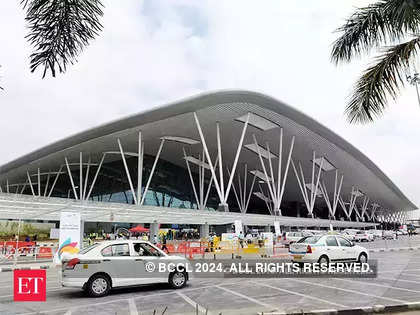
[79,243,100,255]
[297,236,321,244]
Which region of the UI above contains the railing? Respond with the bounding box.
[0,242,57,264]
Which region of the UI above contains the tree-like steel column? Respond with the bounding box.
[117,139,138,205]
[140,138,165,205]
[65,157,78,200]
[291,152,324,218]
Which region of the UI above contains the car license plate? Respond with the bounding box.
[293,255,302,259]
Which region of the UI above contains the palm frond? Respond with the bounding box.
[21,0,104,78]
[346,37,420,124]
[331,0,420,64]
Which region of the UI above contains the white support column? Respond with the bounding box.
[43,171,51,197]
[319,181,333,218]
[224,113,250,204]
[338,197,351,220]
[291,153,323,218]
[310,154,324,213]
[216,123,225,202]
[27,171,35,196]
[253,134,276,207]
[82,157,91,200]
[137,132,144,205]
[65,157,78,200]
[348,187,359,219]
[37,168,41,197]
[6,179,9,194]
[244,171,257,213]
[85,154,106,200]
[277,135,295,214]
[200,223,209,238]
[291,160,311,213]
[193,112,223,203]
[183,148,200,209]
[118,138,138,205]
[258,182,273,215]
[140,138,165,205]
[360,196,370,221]
[332,171,343,218]
[353,204,362,221]
[203,158,219,209]
[79,152,83,200]
[48,165,64,197]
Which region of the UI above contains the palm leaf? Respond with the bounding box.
[21,0,104,78]
[331,0,420,64]
[346,37,420,124]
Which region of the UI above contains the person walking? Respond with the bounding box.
[161,234,169,253]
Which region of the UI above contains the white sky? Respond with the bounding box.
[0,1,419,215]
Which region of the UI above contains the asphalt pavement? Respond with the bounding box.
[1,235,420,315]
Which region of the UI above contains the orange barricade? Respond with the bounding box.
[37,247,53,259]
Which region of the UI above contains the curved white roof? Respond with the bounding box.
[0,90,415,212]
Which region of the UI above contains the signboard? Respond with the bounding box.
[234,220,243,235]
[56,212,81,262]
[274,221,281,236]
[49,228,59,239]
[262,232,274,247]
[221,233,237,241]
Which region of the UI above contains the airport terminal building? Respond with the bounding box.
[0,91,415,231]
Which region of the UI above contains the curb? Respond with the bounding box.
[258,302,420,314]
[0,265,51,272]
[369,246,420,253]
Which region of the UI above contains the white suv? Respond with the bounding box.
[289,234,368,264]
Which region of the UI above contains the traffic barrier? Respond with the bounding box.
[36,247,53,259]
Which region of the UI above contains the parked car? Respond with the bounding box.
[61,240,189,297]
[382,230,396,240]
[367,230,382,239]
[283,231,313,247]
[289,234,369,264]
[341,230,356,241]
[398,229,408,235]
[354,231,371,242]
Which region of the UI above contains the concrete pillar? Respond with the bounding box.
[149,221,159,243]
[200,223,209,238]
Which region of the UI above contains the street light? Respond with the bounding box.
[406,72,420,107]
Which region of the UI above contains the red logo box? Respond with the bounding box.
[14,269,46,302]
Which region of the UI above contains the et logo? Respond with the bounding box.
[13,270,46,302]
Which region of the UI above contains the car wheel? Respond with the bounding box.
[318,255,329,265]
[87,274,111,297]
[169,271,187,289]
[358,253,368,263]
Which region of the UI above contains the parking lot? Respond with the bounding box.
[1,236,420,315]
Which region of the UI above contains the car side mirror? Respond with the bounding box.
[350,242,355,247]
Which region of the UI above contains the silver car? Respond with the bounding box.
[61,240,189,297]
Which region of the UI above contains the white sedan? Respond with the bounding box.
[289,234,369,264]
[61,240,189,297]
[354,231,372,242]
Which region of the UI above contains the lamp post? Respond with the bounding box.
[406,72,420,107]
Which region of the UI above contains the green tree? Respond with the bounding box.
[1,0,104,89]
[331,0,420,124]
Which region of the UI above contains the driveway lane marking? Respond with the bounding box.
[252,280,348,308]
[378,276,420,285]
[215,284,276,310]
[332,278,420,294]
[17,284,224,315]
[128,298,138,315]
[289,278,408,304]
[176,292,209,314]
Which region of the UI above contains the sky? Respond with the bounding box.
[0,0,419,216]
